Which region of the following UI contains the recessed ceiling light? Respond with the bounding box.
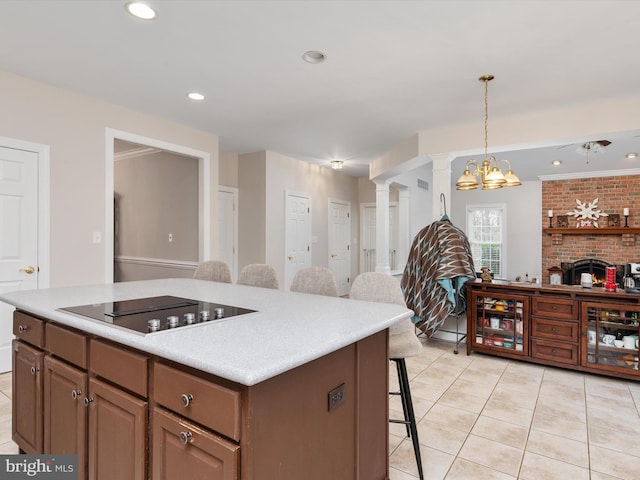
[552,159,562,166]
[625,152,638,159]
[302,51,327,64]
[125,2,157,20]
[187,92,205,101]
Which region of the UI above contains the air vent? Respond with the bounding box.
[417,179,429,191]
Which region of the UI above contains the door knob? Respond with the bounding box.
[19,266,35,274]
[288,255,295,260]
[331,254,337,258]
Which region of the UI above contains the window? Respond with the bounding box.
[466,204,506,277]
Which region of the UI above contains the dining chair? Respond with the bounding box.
[349,272,424,480]
[290,267,338,297]
[193,260,232,283]
[237,264,279,289]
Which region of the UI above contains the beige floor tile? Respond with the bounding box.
[390,440,454,480]
[445,458,516,480]
[389,466,419,480]
[471,415,529,449]
[525,429,589,467]
[541,366,585,388]
[530,411,588,443]
[481,397,534,428]
[538,381,586,404]
[587,391,637,414]
[437,387,488,414]
[587,403,640,436]
[410,377,455,403]
[415,419,468,455]
[590,471,629,480]
[457,434,523,477]
[0,418,12,445]
[519,451,589,480]
[450,376,497,399]
[489,384,538,411]
[0,441,18,454]
[588,423,640,458]
[457,366,503,386]
[585,376,633,401]
[534,394,586,423]
[495,374,541,396]
[589,444,640,480]
[423,403,478,433]
[389,433,404,455]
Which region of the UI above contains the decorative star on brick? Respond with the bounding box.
[566,198,608,227]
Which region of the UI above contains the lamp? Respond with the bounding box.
[330,160,343,170]
[456,75,521,191]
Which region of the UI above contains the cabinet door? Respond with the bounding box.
[87,378,147,480]
[582,303,640,375]
[12,340,44,453]
[470,292,529,355]
[152,407,239,480]
[43,356,87,477]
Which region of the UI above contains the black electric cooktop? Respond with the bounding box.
[59,295,256,334]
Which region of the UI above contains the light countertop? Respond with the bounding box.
[1,278,413,386]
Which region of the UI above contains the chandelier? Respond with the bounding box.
[456,75,521,190]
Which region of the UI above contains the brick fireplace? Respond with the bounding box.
[542,174,640,285]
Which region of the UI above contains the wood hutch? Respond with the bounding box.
[467,280,640,381]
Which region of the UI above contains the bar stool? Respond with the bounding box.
[237,264,279,289]
[290,267,338,297]
[349,272,424,480]
[193,260,232,283]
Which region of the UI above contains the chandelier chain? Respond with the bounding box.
[484,78,489,161]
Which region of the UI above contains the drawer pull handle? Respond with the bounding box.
[30,366,40,375]
[551,349,557,355]
[18,325,28,333]
[551,306,557,311]
[83,397,94,407]
[71,390,82,400]
[180,393,193,407]
[551,327,557,333]
[179,431,193,445]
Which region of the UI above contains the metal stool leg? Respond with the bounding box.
[391,358,424,480]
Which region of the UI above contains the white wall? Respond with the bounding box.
[0,70,219,287]
[451,180,542,281]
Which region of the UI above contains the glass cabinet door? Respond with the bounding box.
[583,303,640,372]
[472,293,528,355]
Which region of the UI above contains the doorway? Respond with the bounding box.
[218,186,238,282]
[284,191,311,290]
[328,199,351,296]
[0,137,50,372]
[105,129,211,283]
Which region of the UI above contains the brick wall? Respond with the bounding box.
[542,174,640,283]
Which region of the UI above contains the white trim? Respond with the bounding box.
[105,128,211,283]
[0,136,50,289]
[115,256,198,270]
[538,168,640,181]
[114,146,162,161]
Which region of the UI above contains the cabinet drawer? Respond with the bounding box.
[45,323,87,369]
[153,362,241,441]
[152,407,239,480]
[13,312,45,348]
[531,338,578,365]
[532,297,578,320]
[531,317,578,342]
[90,339,148,398]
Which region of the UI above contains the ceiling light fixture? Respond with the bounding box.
[456,75,521,191]
[302,51,326,64]
[187,92,205,101]
[125,2,157,20]
[330,160,343,170]
[626,152,638,159]
[552,159,562,166]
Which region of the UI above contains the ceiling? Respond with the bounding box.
[2,1,640,180]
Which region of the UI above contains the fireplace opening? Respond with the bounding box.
[560,259,624,286]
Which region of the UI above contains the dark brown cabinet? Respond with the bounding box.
[467,281,640,380]
[43,356,87,475]
[152,407,239,480]
[12,339,44,454]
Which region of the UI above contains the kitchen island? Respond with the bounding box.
[2,278,413,480]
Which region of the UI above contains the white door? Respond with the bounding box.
[0,146,40,372]
[360,203,398,273]
[285,192,311,290]
[217,187,238,281]
[328,200,351,296]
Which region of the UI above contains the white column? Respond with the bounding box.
[375,180,391,274]
[429,153,454,220]
[397,187,410,273]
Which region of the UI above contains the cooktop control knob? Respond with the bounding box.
[148,318,161,332]
[184,312,195,324]
[167,315,180,328]
[199,310,210,321]
[214,307,224,319]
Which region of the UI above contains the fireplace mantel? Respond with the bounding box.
[542,227,640,246]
